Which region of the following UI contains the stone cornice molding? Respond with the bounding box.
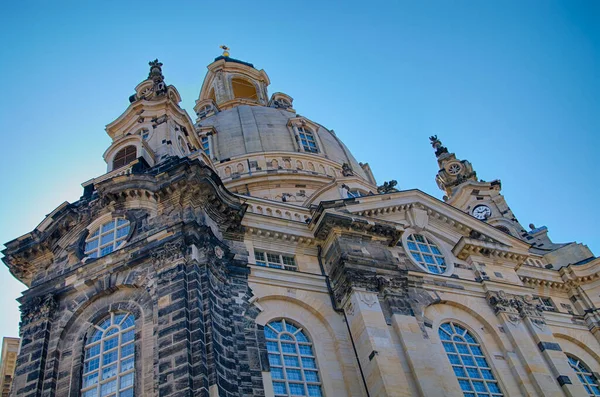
[519,259,600,291]
[452,237,529,265]
[343,190,529,249]
[312,211,403,246]
[245,226,316,246]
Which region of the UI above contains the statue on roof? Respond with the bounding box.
[377,180,398,194]
[148,59,166,96]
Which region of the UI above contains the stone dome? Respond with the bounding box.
[197,105,370,181]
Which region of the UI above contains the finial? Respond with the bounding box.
[148,59,164,80]
[220,45,230,57]
[429,135,448,157]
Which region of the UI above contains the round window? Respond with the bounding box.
[85,218,131,259]
[405,233,448,274]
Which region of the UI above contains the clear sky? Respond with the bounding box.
[0,1,598,338]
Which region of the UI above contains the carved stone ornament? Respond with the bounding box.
[152,240,185,265]
[377,180,398,194]
[215,246,224,259]
[20,294,58,327]
[357,291,378,307]
[487,290,546,327]
[429,135,448,157]
[341,163,354,177]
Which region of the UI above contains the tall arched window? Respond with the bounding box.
[265,319,323,397]
[112,146,137,169]
[297,127,318,153]
[567,354,600,396]
[439,322,503,397]
[81,312,135,397]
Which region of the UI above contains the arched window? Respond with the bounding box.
[406,233,447,274]
[232,78,258,100]
[567,354,600,396]
[113,146,137,169]
[297,127,318,153]
[85,218,131,259]
[265,319,323,397]
[81,312,135,397]
[439,322,503,397]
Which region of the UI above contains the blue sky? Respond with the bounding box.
[0,0,598,338]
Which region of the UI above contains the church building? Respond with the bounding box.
[3,49,600,397]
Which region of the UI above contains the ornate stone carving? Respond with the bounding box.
[429,135,448,157]
[341,163,354,177]
[377,180,398,194]
[487,290,546,327]
[357,291,378,307]
[20,294,57,327]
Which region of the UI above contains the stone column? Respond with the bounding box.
[487,291,587,397]
[10,294,57,397]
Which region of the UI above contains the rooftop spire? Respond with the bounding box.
[430,135,477,197]
[429,135,448,157]
[220,45,230,57]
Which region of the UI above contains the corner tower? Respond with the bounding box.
[102,60,203,174]
[430,135,527,238]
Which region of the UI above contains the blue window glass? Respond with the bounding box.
[82,312,135,397]
[265,319,323,396]
[567,354,600,396]
[439,322,503,397]
[406,234,447,274]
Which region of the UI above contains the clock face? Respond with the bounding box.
[472,205,492,220]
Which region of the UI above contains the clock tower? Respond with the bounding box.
[430,135,528,238]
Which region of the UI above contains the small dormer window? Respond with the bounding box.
[200,136,210,156]
[113,146,137,170]
[298,127,318,153]
[197,105,214,120]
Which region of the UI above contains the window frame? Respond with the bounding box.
[296,126,319,154]
[265,319,323,397]
[84,217,131,259]
[401,230,452,275]
[438,321,504,397]
[81,312,136,397]
[567,354,600,396]
[112,146,137,170]
[254,250,297,271]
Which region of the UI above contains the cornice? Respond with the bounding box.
[452,236,528,264]
[312,210,403,246]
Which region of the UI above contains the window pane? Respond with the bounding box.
[83,372,99,388]
[439,322,503,396]
[82,313,135,397]
[266,320,322,397]
[271,367,284,380]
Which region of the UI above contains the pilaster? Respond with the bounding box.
[11,295,57,397]
[487,291,587,396]
[343,289,412,397]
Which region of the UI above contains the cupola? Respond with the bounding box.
[194,46,270,116]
